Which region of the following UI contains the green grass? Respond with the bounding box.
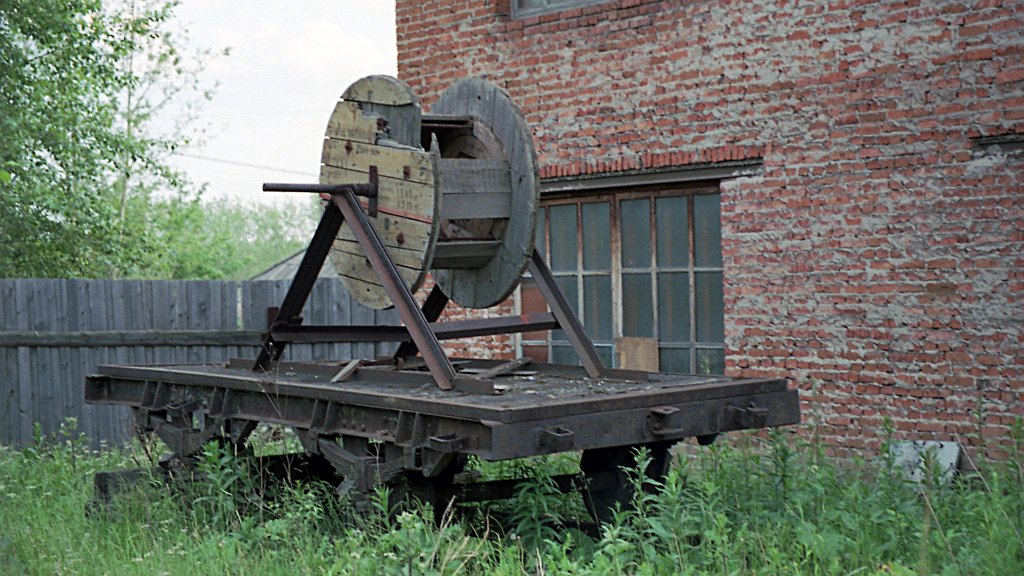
[1,421,1021,575]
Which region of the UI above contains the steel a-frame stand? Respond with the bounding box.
[254,175,606,394]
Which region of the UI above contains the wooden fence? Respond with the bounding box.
[0,278,396,448]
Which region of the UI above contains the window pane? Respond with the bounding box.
[695,271,724,343]
[659,348,691,373]
[656,196,689,268]
[620,199,650,269]
[696,349,725,375]
[621,273,653,337]
[694,194,722,267]
[657,272,690,342]
[535,208,546,256]
[583,275,612,342]
[549,204,577,272]
[551,344,578,366]
[552,274,578,342]
[582,202,610,270]
[596,346,614,368]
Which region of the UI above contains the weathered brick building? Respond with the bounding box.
[395,0,1023,459]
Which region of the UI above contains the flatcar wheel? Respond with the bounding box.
[579,441,674,524]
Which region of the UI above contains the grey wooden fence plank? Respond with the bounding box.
[0,280,12,329]
[40,280,60,436]
[1,277,382,448]
[128,280,146,365]
[1,280,15,442]
[14,280,33,444]
[338,282,354,360]
[186,281,202,364]
[73,281,94,441]
[56,281,74,433]
[1,347,16,445]
[152,281,169,366]
[93,281,113,445]
[111,280,130,368]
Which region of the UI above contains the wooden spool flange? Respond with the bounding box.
[430,77,539,309]
[319,75,538,310]
[320,76,441,309]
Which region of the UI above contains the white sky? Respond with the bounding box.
[165,1,397,206]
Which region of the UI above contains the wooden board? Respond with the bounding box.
[321,76,441,310]
[437,158,512,220]
[321,139,434,184]
[615,337,660,372]
[430,77,539,309]
[341,75,417,106]
[325,101,382,142]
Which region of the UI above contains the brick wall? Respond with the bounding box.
[396,0,1024,459]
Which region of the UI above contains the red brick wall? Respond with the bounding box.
[396,0,1024,459]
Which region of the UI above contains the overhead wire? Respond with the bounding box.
[172,152,317,177]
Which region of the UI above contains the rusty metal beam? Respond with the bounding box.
[527,248,606,378]
[253,201,345,371]
[394,284,450,359]
[330,189,457,391]
[268,312,559,344]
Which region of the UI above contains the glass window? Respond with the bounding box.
[581,203,610,270]
[620,199,650,269]
[657,272,690,343]
[524,189,724,375]
[621,273,653,337]
[695,271,724,343]
[696,349,725,376]
[694,194,722,268]
[513,0,608,19]
[549,204,576,272]
[583,275,612,341]
[656,196,689,268]
[534,208,546,255]
[659,348,691,374]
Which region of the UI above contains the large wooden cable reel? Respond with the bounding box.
[320,76,539,310]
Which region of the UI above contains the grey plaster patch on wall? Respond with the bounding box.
[889,440,961,485]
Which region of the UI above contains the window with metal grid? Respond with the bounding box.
[522,185,725,374]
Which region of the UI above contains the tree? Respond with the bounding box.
[1,1,320,280]
[0,0,138,276]
[145,195,318,280]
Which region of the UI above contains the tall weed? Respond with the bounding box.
[1,418,1022,575]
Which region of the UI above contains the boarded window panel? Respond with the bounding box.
[582,202,611,271]
[695,271,724,343]
[696,349,725,375]
[552,275,578,342]
[583,275,612,342]
[657,272,690,342]
[660,347,691,374]
[549,204,577,272]
[620,199,651,269]
[694,194,722,268]
[656,196,689,268]
[621,273,653,337]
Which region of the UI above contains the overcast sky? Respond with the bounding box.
[165,1,397,206]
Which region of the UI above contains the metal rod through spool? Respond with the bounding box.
[263,183,378,198]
